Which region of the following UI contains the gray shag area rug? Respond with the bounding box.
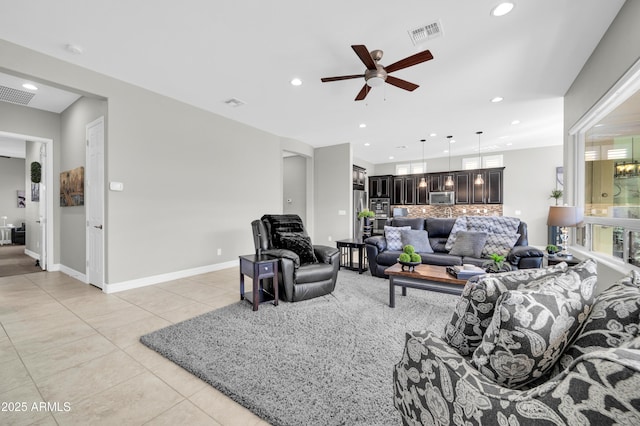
[140,270,459,426]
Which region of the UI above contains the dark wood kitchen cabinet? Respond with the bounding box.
[368,175,391,198]
[353,165,366,190]
[454,172,470,204]
[486,169,503,204]
[392,176,416,205]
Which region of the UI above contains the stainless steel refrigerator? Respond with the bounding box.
[353,190,368,240]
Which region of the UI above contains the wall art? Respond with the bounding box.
[60,166,84,207]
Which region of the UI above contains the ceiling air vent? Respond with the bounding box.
[0,85,36,106]
[408,20,443,46]
[224,98,245,108]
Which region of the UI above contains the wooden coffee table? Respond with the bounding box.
[385,263,468,307]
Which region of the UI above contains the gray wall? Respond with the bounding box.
[59,97,107,273]
[0,157,25,227]
[314,143,352,244]
[283,155,307,221]
[373,145,563,246]
[564,0,640,286]
[1,39,286,286]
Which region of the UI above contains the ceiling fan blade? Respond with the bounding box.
[385,50,433,73]
[355,85,370,101]
[352,45,377,70]
[321,74,364,82]
[386,76,419,91]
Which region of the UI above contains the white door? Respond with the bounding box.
[86,117,105,288]
[38,144,47,269]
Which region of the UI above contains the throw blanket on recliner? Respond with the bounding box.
[445,216,521,257]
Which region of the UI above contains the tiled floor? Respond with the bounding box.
[0,268,271,425]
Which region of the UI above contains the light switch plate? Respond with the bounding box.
[109,181,124,191]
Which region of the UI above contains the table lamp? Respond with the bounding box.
[547,206,583,257]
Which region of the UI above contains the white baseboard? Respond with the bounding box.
[24,249,40,260]
[102,260,238,294]
[58,264,88,283]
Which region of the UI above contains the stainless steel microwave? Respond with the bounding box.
[429,191,455,205]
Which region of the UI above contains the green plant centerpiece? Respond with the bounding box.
[549,189,563,205]
[546,244,559,257]
[483,253,512,273]
[399,245,422,271]
[357,209,376,219]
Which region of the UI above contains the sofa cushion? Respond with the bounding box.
[400,229,434,254]
[385,226,411,251]
[467,216,520,234]
[442,262,573,356]
[448,231,488,258]
[275,231,318,265]
[444,217,468,251]
[559,269,640,370]
[481,232,521,257]
[390,217,425,230]
[471,274,596,389]
[376,250,404,266]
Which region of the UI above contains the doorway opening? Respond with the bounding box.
[0,131,53,274]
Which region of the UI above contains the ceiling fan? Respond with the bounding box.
[321,45,434,101]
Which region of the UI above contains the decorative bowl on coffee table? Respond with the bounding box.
[399,260,421,272]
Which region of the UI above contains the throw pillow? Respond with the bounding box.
[468,215,520,234]
[274,231,317,265]
[481,232,520,257]
[400,229,434,253]
[471,284,594,389]
[385,226,411,251]
[442,262,571,356]
[448,231,488,258]
[444,217,468,251]
[559,269,640,370]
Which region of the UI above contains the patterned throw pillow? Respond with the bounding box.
[275,231,317,265]
[481,232,521,257]
[467,215,520,234]
[471,281,595,389]
[448,231,488,258]
[442,262,571,356]
[444,217,468,251]
[400,229,433,253]
[385,226,411,251]
[559,269,640,370]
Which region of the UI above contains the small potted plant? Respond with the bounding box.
[483,253,512,273]
[357,209,375,220]
[399,245,422,271]
[546,244,559,257]
[549,189,563,205]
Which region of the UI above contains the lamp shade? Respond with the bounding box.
[547,206,584,227]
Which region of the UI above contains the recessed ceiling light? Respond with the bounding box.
[389,156,395,160]
[491,96,504,103]
[22,83,38,91]
[364,143,370,146]
[444,149,449,153]
[450,139,456,144]
[511,120,520,125]
[290,78,302,86]
[359,123,367,128]
[430,133,437,137]
[396,145,408,149]
[491,2,515,17]
[506,142,513,146]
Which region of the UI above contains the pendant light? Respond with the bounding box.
[419,139,427,187]
[445,135,454,187]
[474,131,485,185]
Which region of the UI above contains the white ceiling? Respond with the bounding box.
[0,0,626,165]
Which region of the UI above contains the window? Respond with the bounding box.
[395,162,426,175]
[462,154,503,170]
[574,63,640,267]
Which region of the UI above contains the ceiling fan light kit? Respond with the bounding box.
[321,44,433,101]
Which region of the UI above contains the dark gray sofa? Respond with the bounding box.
[365,217,543,278]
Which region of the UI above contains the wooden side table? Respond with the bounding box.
[336,239,368,274]
[546,255,581,267]
[239,254,279,311]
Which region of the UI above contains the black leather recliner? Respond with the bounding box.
[251,214,340,302]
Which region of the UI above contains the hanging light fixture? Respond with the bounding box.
[445,135,454,187]
[419,139,427,187]
[475,131,485,185]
